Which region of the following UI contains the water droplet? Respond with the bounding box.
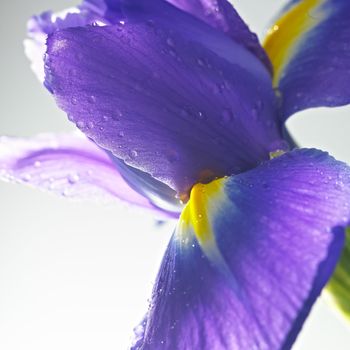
[113,111,123,121]
[197,111,205,120]
[169,49,177,57]
[166,37,175,47]
[129,150,138,159]
[71,97,78,105]
[88,95,96,104]
[68,173,80,184]
[118,131,125,138]
[21,173,31,182]
[62,188,71,197]
[166,150,179,163]
[197,58,205,67]
[102,115,110,122]
[76,120,85,129]
[146,19,155,27]
[212,84,222,94]
[68,114,75,122]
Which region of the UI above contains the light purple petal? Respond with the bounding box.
[24,2,119,82]
[264,0,350,120]
[0,132,176,217]
[45,20,283,196]
[133,149,350,349]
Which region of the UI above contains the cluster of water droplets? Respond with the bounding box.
[14,156,93,198]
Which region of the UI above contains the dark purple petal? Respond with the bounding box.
[45,21,283,195]
[133,149,350,349]
[120,0,270,79]
[264,0,350,120]
[165,0,271,71]
[0,132,176,218]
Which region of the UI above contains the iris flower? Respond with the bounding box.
[1,0,350,348]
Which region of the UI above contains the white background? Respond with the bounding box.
[1,0,350,349]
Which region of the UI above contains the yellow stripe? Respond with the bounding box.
[263,0,325,86]
[179,178,226,246]
[177,178,239,290]
[177,177,233,269]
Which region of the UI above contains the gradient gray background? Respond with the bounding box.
[1,0,350,349]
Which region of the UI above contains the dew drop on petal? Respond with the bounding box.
[169,49,177,57]
[68,114,76,122]
[198,111,206,120]
[166,149,179,163]
[76,121,85,129]
[62,188,71,197]
[197,58,205,67]
[21,173,31,182]
[68,173,80,184]
[88,95,96,104]
[166,37,175,47]
[129,150,138,159]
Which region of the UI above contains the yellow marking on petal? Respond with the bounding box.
[179,178,226,247]
[177,177,240,291]
[263,0,326,86]
[269,149,286,159]
[177,177,233,267]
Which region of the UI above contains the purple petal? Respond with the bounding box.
[24,1,122,81]
[264,0,350,120]
[166,0,272,71]
[121,0,270,79]
[0,132,176,218]
[45,21,283,195]
[133,149,350,349]
[110,155,183,214]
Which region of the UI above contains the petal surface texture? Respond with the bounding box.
[124,0,271,71]
[264,0,350,121]
[0,133,170,216]
[45,17,282,195]
[134,149,350,350]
